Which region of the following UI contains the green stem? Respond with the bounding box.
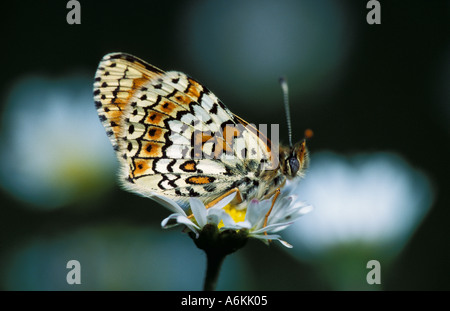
[203,251,226,291]
[190,225,248,291]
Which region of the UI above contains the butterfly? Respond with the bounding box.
[94,53,309,222]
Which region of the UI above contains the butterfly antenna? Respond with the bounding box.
[279,77,293,148]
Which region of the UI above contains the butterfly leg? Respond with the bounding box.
[263,188,281,235]
[205,187,242,209]
[187,188,242,219]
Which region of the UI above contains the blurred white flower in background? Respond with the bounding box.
[0,75,117,209]
[285,151,434,258]
[283,151,434,289]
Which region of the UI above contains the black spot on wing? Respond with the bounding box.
[167,159,176,173]
[188,187,200,197]
[209,103,218,114]
[203,184,217,193]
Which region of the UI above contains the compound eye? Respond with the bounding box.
[288,156,300,176]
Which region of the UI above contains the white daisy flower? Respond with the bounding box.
[159,180,313,248]
[283,151,434,259]
[0,76,116,209]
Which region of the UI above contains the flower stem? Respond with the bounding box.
[203,250,226,291]
[190,224,248,291]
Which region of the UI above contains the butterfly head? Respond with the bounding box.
[283,139,309,179]
[278,77,311,179]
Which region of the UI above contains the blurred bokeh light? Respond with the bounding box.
[285,151,434,257]
[283,151,434,289]
[0,76,117,209]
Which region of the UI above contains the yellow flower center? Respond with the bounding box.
[218,203,247,229]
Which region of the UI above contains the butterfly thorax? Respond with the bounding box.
[230,140,308,209]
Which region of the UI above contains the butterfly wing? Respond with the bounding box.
[94,53,274,208]
[94,53,165,152]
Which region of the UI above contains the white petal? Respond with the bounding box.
[176,215,200,230]
[290,200,309,210]
[210,192,237,210]
[249,233,282,240]
[248,200,272,228]
[245,200,265,225]
[267,205,313,227]
[217,209,237,227]
[234,220,252,229]
[265,224,291,233]
[207,211,227,226]
[161,214,200,233]
[220,224,244,230]
[206,208,223,225]
[297,204,314,215]
[149,192,186,215]
[284,204,313,221]
[249,233,293,248]
[276,239,293,248]
[221,220,252,231]
[269,196,294,222]
[161,214,180,229]
[190,198,207,227]
[252,221,294,234]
